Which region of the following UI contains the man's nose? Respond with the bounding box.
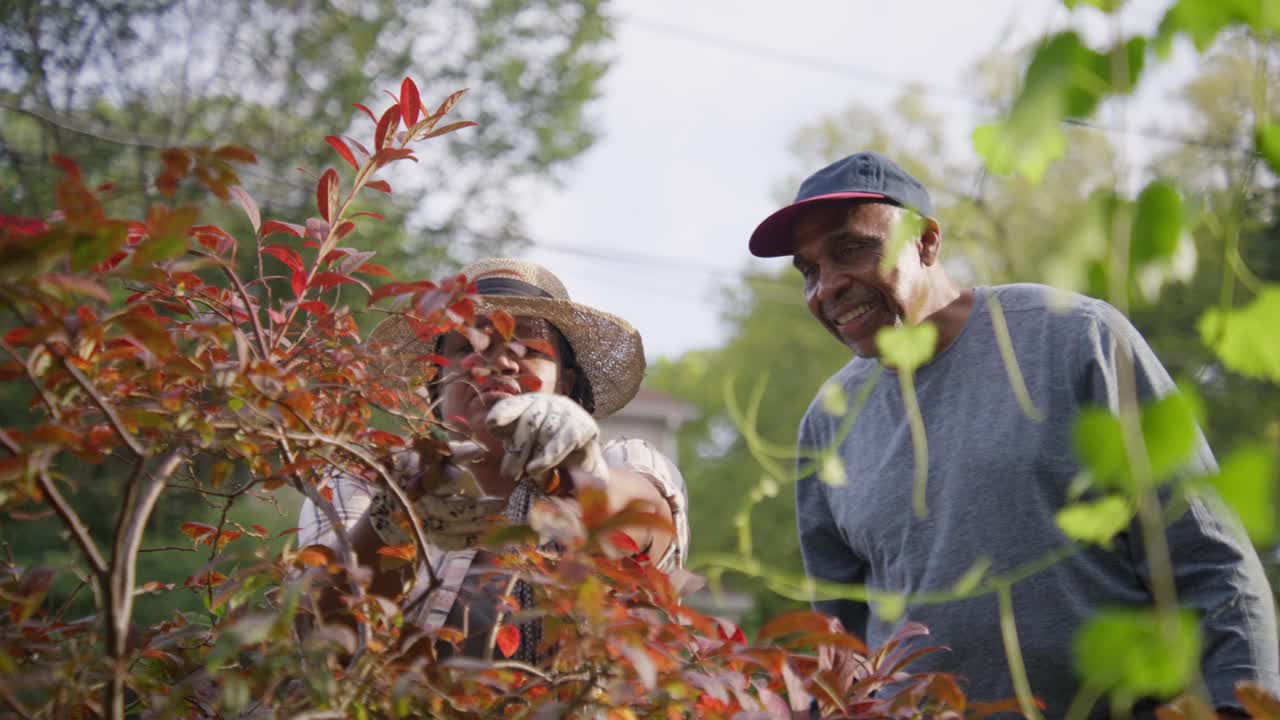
[814,264,850,303]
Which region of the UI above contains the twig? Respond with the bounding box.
[54,576,88,621]
[0,336,63,421]
[58,355,147,457]
[205,490,241,612]
[212,255,272,361]
[0,680,35,720]
[37,467,108,577]
[139,546,197,553]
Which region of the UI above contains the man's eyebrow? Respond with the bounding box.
[826,229,883,245]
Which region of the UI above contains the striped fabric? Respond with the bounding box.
[296,437,688,634]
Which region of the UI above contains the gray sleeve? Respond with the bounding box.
[1080,302,1280,708]
[795,413,870,640]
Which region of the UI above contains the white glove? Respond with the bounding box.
[485,394,609,485]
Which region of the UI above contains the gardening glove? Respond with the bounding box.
[485,393,609,487]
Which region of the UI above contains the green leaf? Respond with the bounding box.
[1198,286,1280,382]
[1073,409,1130,491]
[973,120,1066,183]
[1257,122,1280,176]
[1056,496,1133,547]
[1207,447,1276,545]
[820,383,847,416]
[951,557,992,596]
[1131,181,1182,266]
[1156,0,1277,54]
[874,593,905,623]
[817,453,846,487]
[1141,391,1198,480]
[1064,0,1126,11]
[875,322,937,372]
[1074,608,1200,697]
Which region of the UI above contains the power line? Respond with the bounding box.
[618,12,1255,154]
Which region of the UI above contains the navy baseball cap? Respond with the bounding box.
[749,151,935,257]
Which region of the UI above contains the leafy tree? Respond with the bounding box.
[0,0,615,624]
[0,0,612,270]
[0,75,987,720]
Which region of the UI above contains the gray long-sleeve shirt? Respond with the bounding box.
[796,283,1278,716]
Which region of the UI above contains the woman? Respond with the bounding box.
[297,258,689,662]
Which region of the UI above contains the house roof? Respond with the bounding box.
[612,387,697,424]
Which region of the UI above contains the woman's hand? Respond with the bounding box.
[485,394,609,485]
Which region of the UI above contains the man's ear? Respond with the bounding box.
[918,217,943,267]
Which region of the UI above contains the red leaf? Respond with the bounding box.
[339,249,374,274]
[369,281,433,304]
[400,77,421,126]
[365,180,392,194]
[312,272,356,290]
[352,103,376,123]
[228,186,260,233]
[517,373,543,392]
[184,571,227,588]
[356,263,391,277]
[489,309,515,341]
[180,521,217,542]
[291,270,306,297]
[495,624,520,658]
[316,168,339,222]
[261,219,305,238]
[716,619,747,645]
[213,145,257,164]
[522,337,556,358]
[295,545,335,568]
[268,308,286,325]
[431,89,469,121]
[375,103,401,150]
[299,301,329,314]
[324,136,359,170]
[376,544,416,561]
[343,135,371,160]
[50,153,82,181]
[425,120,478,139]
[262,244,304,272]
[350,210,384,220]
[607,530,639,554]
[372,147,417,167]
[334,221,356,240]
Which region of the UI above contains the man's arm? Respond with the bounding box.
[1080,302,1280,711]
[796,413,870,640]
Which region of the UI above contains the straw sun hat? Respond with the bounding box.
[368,258,645,418]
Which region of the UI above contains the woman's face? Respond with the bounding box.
[435,316,570,443]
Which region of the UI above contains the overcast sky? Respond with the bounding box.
[518,0,1184,362]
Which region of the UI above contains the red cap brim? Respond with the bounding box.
[748,192,888,257]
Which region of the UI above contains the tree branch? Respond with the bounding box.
[59,355,146,457]
[104,448,188,720]
[37,467,108,577]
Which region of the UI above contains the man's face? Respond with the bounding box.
[436,316,567,440]
[790,201,929,357]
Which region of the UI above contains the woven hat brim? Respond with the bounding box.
[368,296,645,418]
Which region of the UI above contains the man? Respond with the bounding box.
[297,258,690,662]
[748,151,1278,716]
